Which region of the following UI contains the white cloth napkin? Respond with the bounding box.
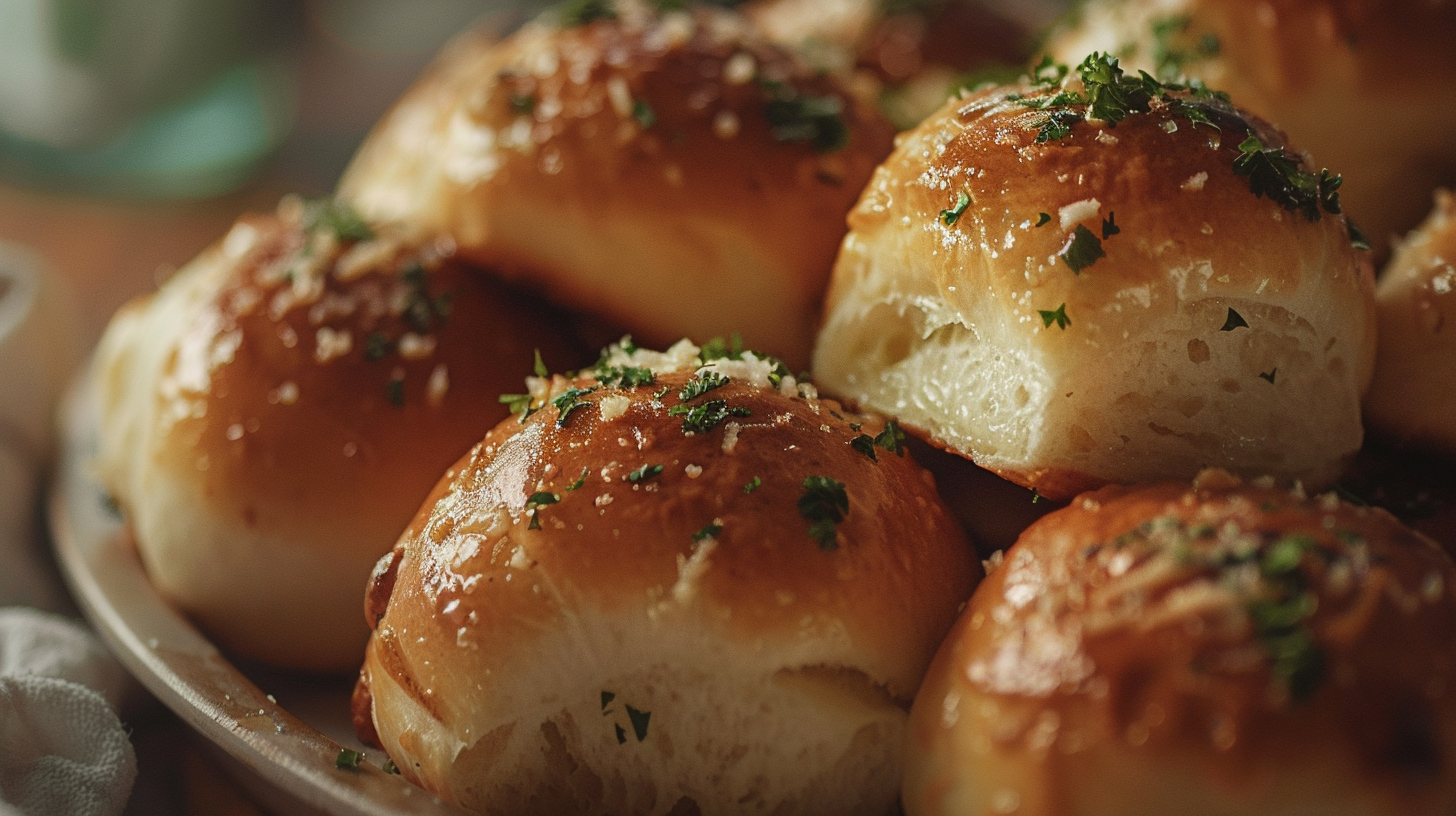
[0,241,135,816]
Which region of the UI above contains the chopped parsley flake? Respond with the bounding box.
[652,386,670,400]
[1151,14,1220,81]
[743,476,762,493]
[399,263,452,334]
[305,200,374,243]
[364,332,391,361]
[849,434,878,461]
[567,468,589,491]
[1101,212,1120,239]
[552,387,597,427]
[561,0,616,26]
[679,371,729,401]
[627,464,664,483]
[693,522,723,542]
[632,99,656,129]
[596,365,655,388]
[699,334,743,362]
[601,690,615,710]
[1061,224,1106,273]
[1035,212,1051,227]
[762,81,849,153]
[615,724,627,744]
[526,491,560,530]
[626,705,651,741]
[874,420,907,456]
[1347,219,1371,251]
[510,93,535,115]
[1220,308,1249,331]
[1034,109,1083,143]
[499,392,537,421]
[1038,303,1071,330]
[382,758,399,774]
[798,476,849,551]
[668,399,751,434]
[1232,134,1345,222]
[533,349,549,378]
[335,749,364,770]
[1259,368,1278,384]
[940,191,971,226]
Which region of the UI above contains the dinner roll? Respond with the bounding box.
[338,0,895,369]
[1365,191,1456,453]
[744,0,1035,128]
[905,470,1456,816]
[813,55,1375,501]
[1047,0,1456,255]
[92,197,587,672]
[353,338,980,815]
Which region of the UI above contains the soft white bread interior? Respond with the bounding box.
[1046,0,1456,255]
[92,198,588,672]
[905,470,1456,816]
[813,56,1375,501]
[1365,190,1456,454]
[337,0,895,369]
[353,339,981,815]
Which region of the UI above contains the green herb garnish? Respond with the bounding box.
[1101,212,1120,239]
[743,476,762,493]
[601,690,615,710]
[552,387,597,427]
[567,468,589,491]
[679,371,729,401]
[561,0,616,26]
[627,464,663,483]
[874,419,907,456]
[500,392,537,421]
[798,476,849,550]
[1259,368,1278,384]
[526,491,560,530]
[335,749,365,770]
[1038,303,1071,330]
[849,434,878,461]
[364,332,391,361]
[1150,14,1220,81]
[1036,212,1051,227]
[305,200,374,243]
[940,191,971,226]
[668,399,751,434]
[1233,134,1345,222]
[1061,224,1106,273]
[382,758,399,774]
[510,93,536,114]
[632,99,656,129]
[700,334,743,362]
[1221,307,1249,331]
[762,81,849,153]
[626,705,651,741]
[533,349,549,378]
[596,365,655,388]
[693,522,723,542]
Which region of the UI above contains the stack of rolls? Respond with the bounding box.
[83,0,1456,812]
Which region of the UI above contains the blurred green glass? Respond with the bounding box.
[0,0,300,198]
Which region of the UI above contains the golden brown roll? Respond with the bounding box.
[1365,190,1456,453]
[813,55,1375,501]
[744,0,1036,128]
[1047,0,1456,255]
[337,0,896,369]
[353,338,980,815]
[905,470,1456,816]
[92,197,588,672]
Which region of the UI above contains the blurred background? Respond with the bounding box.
[0,0,553,348]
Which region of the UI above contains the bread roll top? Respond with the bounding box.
[905,470,1456,816]
[339,0,895,367]
[815,55,1375,499]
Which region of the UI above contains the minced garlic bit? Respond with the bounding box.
[598,394,632,421]
[427,364,450,407]
[684,464,703,478]
[314,327,353,363]
[1181,171,1208,192]
[398,333,437,360]
[721,421,742,453]
[1059,198,1101,231]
